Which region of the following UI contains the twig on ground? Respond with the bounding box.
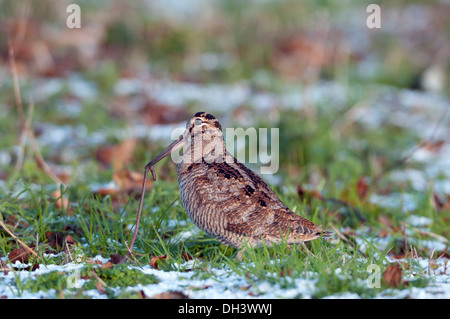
[9,42,27,181]
[124,240,140,265]
[91,270,108,288]
[412,227,449,244]
[8,41,63,186]
[0,218,38,258]
[428,248,436,275]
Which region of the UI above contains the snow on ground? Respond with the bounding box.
[2,51,450,299]
[1,252,449,299]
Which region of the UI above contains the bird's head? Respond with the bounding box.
[144,112,226,177]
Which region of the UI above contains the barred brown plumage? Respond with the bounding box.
[120,112,331,263]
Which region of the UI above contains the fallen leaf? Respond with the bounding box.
[96,138,137,172]
[92,187,119,197]
[141,100,189,125]
[113,168,152,192]
[52,189,70,210]
[272,34,337,81]
[423,140,445,153]
[181,252,194,262]
[4,215,30,229]
[102,261,115,269]
[150,254,168,270]
[8,247,31,264]
[377,228,390,238]
[108,253,122,264]
[436,249,450,259]
[356,177,369,200]
[383,264,403,288]
[432,193,450,212]
[152,291,189,299]
[1,260,10,275]
[378,215,394,229]
[46,231,64,250]
[279,268,292,277]
[65,234,77,246]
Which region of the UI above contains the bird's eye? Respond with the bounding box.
[195,118,203,126]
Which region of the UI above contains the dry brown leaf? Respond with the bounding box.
[150,254,169,270]
[152,291,189,299]
[65,234,77,246]
[108,253,122,265]
[1,259,10,275]
[423,140,445,153]
[46,231,64,250]
[4,214,30,229]
[52,189,70,210]
[181,252,194,262]
[92,187,119,197]
[432,193,450,212]
[383,264,403,288]
[356,177,369,200]
[96,138,137,172]
[113,168,152,192]
[378,215,394,229]
[8,247,31,264]
[141,100,189,125]
[102,261,115,269]
[377,228,390,238]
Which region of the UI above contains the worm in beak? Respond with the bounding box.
[145,134,185,181]
[119,134,185,264]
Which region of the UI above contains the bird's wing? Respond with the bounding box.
[200,156,325,240]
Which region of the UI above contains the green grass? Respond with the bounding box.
[1,162,439,298]
[0,81,446,297]
[0,0,448,299]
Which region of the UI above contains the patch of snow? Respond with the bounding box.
[407,215,432,227]
[370,192,418,213]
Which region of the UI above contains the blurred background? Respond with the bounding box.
[0,0,449,198]
[1,1,449,299]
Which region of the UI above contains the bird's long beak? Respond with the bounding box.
[145,134,186,180]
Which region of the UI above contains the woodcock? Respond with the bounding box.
[124,112,331,262]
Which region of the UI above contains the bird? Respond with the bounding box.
[128,111,331,261]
